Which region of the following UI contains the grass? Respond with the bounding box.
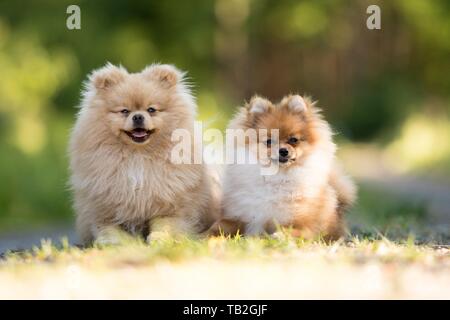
[0,185,448,299]
[0,232,449,299]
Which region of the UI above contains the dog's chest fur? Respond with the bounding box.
[75,150,200,225]
[223,152,331,235]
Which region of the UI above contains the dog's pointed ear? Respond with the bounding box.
[247,96,271,114]
[142,64,184,88]
[89,63,127,90]
[283,95,307,113]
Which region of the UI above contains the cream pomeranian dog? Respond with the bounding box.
[69,63,218,245]
[213,94,356,240]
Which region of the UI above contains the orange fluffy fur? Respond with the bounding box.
[213,95,356,241]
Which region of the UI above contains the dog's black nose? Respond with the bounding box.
[279,148,289,157]
[132,114,144,126]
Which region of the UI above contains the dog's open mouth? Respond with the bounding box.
[124,128,155,143]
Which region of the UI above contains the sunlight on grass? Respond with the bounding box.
[2,233,446,268]
[1,233,448,299]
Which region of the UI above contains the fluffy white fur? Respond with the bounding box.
[215,94,356,240]
[223,146,335,235]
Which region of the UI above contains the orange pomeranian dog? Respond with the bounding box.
[213,94,356,240]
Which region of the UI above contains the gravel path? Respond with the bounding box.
[361,175,450,225]
[340,145,450,226]
[0,226,78,254]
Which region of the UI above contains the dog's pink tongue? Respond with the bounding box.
[132,130,147,138]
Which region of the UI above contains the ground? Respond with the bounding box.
[0,232,449,299]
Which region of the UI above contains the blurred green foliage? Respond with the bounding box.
[0,0,449,229]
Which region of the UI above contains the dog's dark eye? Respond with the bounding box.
[266,139,272,146]
[120,109,130,115]
[288,137,299,144]
[147,107,157,114]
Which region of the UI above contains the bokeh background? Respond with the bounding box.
[0,0,449,240]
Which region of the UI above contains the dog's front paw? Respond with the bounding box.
[147,230,171,243]
[94,227,132,246]
[95,233,122,246]
[270,231,286,240]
